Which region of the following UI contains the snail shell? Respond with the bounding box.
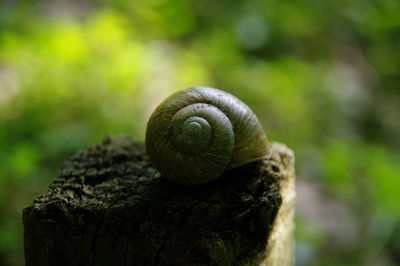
[145,86,269,185]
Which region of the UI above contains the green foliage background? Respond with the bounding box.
[1,0,399,265]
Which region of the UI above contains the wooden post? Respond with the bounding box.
[23,137,295,266]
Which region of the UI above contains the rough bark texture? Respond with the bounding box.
[23,136,295,266]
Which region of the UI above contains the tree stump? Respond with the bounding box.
[23,137,295,266]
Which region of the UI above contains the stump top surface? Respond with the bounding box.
[32,137,293,211]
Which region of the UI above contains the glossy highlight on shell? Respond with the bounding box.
[145,86,269,185]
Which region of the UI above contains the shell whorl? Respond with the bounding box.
[145,86,269,185]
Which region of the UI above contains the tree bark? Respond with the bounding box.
[23,136,295,266]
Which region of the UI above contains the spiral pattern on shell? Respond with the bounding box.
[145,86,269,185]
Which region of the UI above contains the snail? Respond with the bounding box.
[145,86,269,185]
